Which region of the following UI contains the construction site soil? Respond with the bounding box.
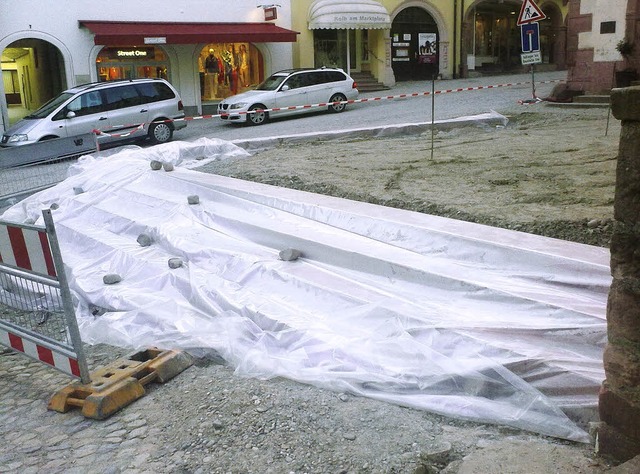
[2,105,626,474]
[204,106,619,249]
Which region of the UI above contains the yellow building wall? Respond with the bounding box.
[290,0,568,81]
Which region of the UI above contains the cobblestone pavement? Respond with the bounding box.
[0,343,617,474]
[0,345,153,474]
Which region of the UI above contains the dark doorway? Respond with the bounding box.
[2,39,66,123]
[391,7,439,81]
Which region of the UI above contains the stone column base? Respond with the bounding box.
[598,384,640,462]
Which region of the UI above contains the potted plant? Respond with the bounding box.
[615,39,637,87]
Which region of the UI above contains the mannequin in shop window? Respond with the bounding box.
[239,44,249,87]
[204,48,219,99]
[221,48,234,88]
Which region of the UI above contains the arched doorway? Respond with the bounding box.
[1,39,65,124]
[539,2,566,69]
[198,43,263,103]
[391,7,440,81]
[465,0,522,75]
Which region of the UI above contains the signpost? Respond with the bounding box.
[517,0,546,102]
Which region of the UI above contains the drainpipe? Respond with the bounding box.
[460,0,466,78]
[453,0,458,78]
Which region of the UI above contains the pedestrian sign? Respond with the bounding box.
[517,0,546,26]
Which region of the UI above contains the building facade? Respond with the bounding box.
[566,0,640,93]
[290,0,569,86]
[5,0,632,133]
[0,0,299,129]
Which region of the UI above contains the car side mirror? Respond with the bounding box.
[66,110,77,119]
[280,84,290,92]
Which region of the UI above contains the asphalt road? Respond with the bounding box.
[175,70,566,144]
[0,70,566,212]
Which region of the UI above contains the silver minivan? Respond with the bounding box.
[1,78,187,147]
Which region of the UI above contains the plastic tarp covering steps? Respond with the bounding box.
[1,138,610,443]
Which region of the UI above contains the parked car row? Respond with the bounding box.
[1,67,358,158]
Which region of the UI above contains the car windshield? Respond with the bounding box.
[255,74,288,91]
[25,92,75,119]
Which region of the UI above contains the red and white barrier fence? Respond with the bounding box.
[0,222,57,277]
[1,327,83,378]
[0,210,90,383]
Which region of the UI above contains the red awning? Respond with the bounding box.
[79,21,299,45]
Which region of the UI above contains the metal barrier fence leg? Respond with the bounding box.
[42,209,91,384]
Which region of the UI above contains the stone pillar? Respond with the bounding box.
[598,85,640,462]
[552,26,567,70]
[459,19,472,78]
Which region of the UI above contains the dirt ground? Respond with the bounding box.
[1,104,626,474]
[204,105,620,248]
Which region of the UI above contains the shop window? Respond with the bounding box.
[471,5,521,72]
[199,43,262,102]
[96,46,169,82]
[313,30,356,71]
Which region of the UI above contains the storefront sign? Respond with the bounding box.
[103,48,156,60]
[264,6,277,21]
[144,37,167,44]
[332,15,388,26]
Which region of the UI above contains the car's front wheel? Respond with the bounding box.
[328,94,347,113]
[148,121,173,144]
[247,104,268,126]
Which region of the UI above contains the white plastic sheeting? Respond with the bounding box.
[1,137,610,443]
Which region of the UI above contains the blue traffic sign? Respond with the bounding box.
[521,22,540,52]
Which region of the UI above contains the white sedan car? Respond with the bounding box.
[217,68,359,125]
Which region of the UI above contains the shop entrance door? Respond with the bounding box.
[391,7,439,81]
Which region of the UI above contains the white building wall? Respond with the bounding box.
[578,0,627,62]
[0,0,294,125]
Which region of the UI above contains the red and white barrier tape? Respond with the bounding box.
[92,123,145,139]
[93,79,563,133]
[202,79,563,119]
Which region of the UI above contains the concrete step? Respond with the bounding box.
[544,101,610,109]
[573,94,610,104]
[350,72,390,92]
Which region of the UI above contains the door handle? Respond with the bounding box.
[99,116,108,121]
[140,109,148,113]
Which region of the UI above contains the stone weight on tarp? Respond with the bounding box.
[279,248,302,261]
[137,233,153,247]
[162,162,174,172]
[168,258,183,269]
[150,160,162,170]
[187,195,200,205]
[103,274,122,285]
